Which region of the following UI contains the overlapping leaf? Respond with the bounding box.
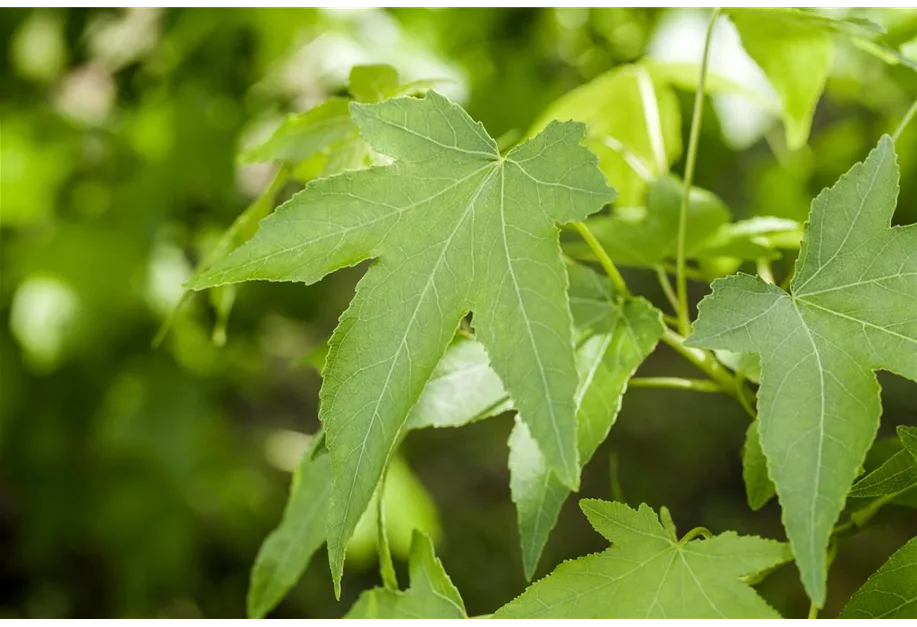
[494,500,789,618]
[530,63,682,205]
[687,136,916,605]
[345,531,466,619]
[187,91,613,593]
[509,262,663,578]
[840,536,917,619]
[850,426,917,499]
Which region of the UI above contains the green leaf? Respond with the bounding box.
[494,501,789,618]
[691,217,803,262]
[187,91,613,593]
[532,64,681,205]
[840,536,917,619]
[248,448,332,619]
[686,136,915,605]
[742,421,776,511]
[728,9,834,150]
[572,175,729,268]
[850,426,917,499]
[348,64,401,103]
[240,98,358,164]
[406,336,511,430]
[345,531,466,619]
[509,263,663,579]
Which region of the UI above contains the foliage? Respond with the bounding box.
[3,7,917,620]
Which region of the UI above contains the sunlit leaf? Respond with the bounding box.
[345,531,466,619]
[494,500,789,618]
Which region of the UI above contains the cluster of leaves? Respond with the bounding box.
[178,8,917,620]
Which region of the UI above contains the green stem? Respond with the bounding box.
[573,221,631,298]
[679,526,714,544]
[675,7,721,336]
[662,328,737,394]
[655,265,680,313]
[892,98,917,143]
[630,377,721,393]
[808,600,819,619]
[756,258,775,285]
[377,463,398,591]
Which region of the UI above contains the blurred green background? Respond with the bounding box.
[1,7,916,619]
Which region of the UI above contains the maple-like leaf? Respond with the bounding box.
[494,500,789,618]
[686,136,916,605]
[345,531,466,619]
[186,91,613,593]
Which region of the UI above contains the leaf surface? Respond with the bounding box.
[248,449,332,619]
[345,531,466,619]
[850,426,917,498]
[729,9,833,150]
[840,536,917,619]
[494,500,788,618]
[509,263,663,578]
[687,136,916,605]
[187,91,613,592]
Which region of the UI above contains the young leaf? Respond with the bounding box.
[186,91,613,592]
[348,64,401,104]
[494,500,789,618]
[840,536,917,619]
[240,98,357,164]
[728,9,833,150]
[850,426,917,499]
[531,64,682,205]
[248,449,333,619]
[570,176,730,268]
[686,136,915,605]
[345,531,466,619]
[406,336,511,430]
[509,262,664,578]
[743,421,776,511]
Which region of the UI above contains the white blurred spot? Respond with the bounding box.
[10,276,80,373]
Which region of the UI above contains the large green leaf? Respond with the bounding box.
[187,91,613,593]
[248,448,332,619]
[531,64,681,205]
[494,500,789,618]
[850,426,917,499]
[509,263,663,579]
[840,536,917,619]
[345,531,466,619]
[687,136,916,605]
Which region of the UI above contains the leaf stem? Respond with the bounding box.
[573,221,631,298]
[377,463,399,591]
[892,98,917,143]
[661,328,736,393]
[679,526,714,544]
[630,377,721,393]
[655,265,680,313]
[675,7,721,336]
[808,600,819,619]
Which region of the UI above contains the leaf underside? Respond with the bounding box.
[840,535,917,619]
[687,136,916,605]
